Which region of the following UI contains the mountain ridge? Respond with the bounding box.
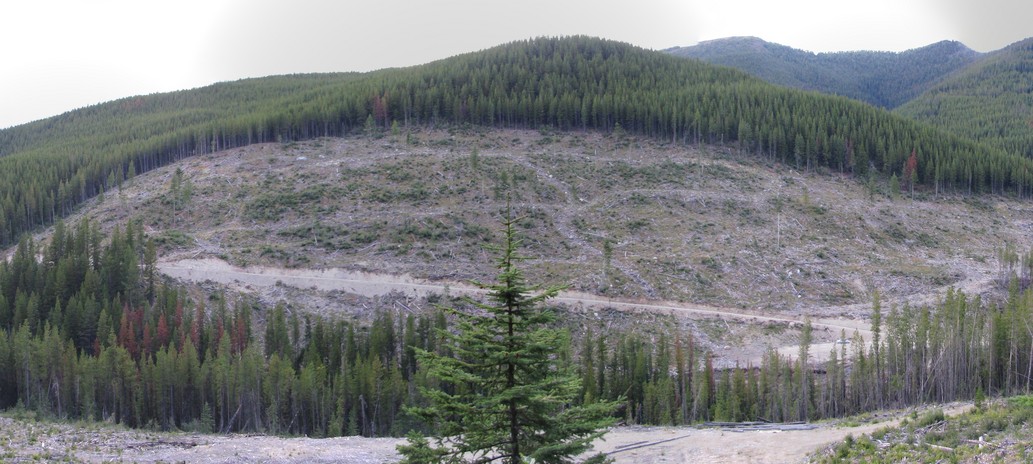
[896,37,1033,156]
[665,36,982,109]
[667,36,1033,157]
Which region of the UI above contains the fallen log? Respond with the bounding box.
[700,421,770,427]
[699,421,817,431]
[605,434,694,455]
[961,438,995,449]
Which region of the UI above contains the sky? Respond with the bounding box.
[2,0,1031,129]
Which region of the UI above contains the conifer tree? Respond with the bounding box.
[402,213,616,463]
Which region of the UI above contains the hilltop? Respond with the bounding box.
[1,36,1029,251]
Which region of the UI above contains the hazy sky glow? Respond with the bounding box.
[2,0,1030,129]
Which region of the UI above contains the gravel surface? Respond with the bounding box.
[1,403,971,463]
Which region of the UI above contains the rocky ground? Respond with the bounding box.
[0,412,398,463]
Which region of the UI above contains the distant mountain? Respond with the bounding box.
[665,37,981,109]
[896,38,1033,157]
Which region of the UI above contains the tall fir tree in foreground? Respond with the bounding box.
[401,213,616,463]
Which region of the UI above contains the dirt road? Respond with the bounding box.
[595,403,972,463]
[1,404,971,463]
[159,258,869,329]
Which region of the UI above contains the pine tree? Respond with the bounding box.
[143,238,157,304]
[870,291,883,409]
[397,431,447,464]
[169,168,183,225]
[904,149,918,199]
[796,318,813,421]
[401,213,616,463]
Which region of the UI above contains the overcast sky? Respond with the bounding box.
[2,0,1030,129]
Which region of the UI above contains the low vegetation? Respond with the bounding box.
[816,397,1033,462]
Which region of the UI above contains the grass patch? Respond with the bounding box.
[153,230,195,248]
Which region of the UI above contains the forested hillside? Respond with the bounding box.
[665,37,981,108]
[3,216,1033,436]
[668,36,1033,159]
[896,38,1033,157]
[1,36,1029,248]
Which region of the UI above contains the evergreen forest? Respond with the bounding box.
[2,218,1033,437]
[896,38,1033,157]
[669,36,1033,159]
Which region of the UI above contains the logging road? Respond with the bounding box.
[159,257,872,364]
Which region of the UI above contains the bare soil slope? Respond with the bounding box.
[75,128,1031,316]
